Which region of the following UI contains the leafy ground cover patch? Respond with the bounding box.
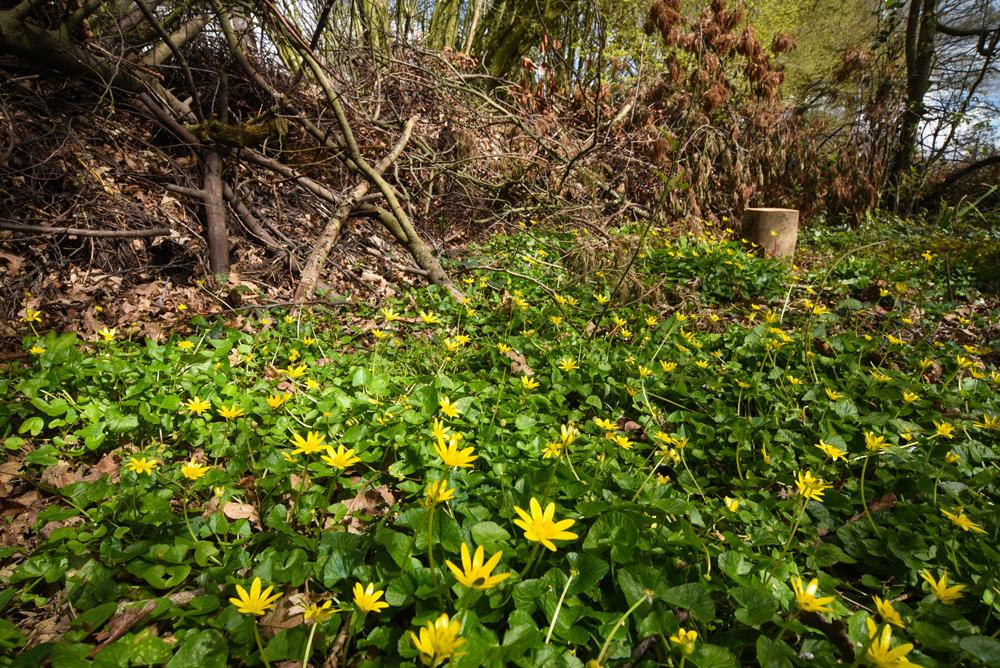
[1,221,998,667]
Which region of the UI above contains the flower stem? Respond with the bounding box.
[596,593,649,665]
[765,499,806,585]
[253,623,272,668]
[630,457,665,503]
[544,572,575,644]
[519,544,541,579]
[859,455,881,537]
[300,622,319,668]
[427,504,438,588]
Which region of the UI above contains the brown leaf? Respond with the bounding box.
[504,348,534,376]
[91,601,157,655]
[342,486,395,534]
[41,461,79,488]
[223,501,260,526]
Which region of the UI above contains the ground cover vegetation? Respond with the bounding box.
[2,219,998,667]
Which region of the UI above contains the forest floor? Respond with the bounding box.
[1,217,999,667]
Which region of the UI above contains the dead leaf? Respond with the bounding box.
[342,486,395,534]
[222,501,260,525]
[0,251,24,278]
[41,462,79,488]
[504,348,534,376]
[91,600,157,655]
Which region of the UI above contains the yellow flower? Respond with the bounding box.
[353,582,389,614]
[724,497,740,513]
[902,390,919,403]
[869,369,891,383]
[816,440,847,462]
[301,337,315,346]
[288,349,300,362]
[791,576,836,614]
[97,327,116,342]
[825,388,843,401]
[177,340,195,350]
[217,404,245,420]
[558,357,578,371]
[512,497,578,551]
[425,479,455,505]
[438,396,460,418]
[229,577,281,616]
[865,432,889,453]
[796,471,832,502]
[520,375,539,391]
[638,365,652,378]
[410,613,465,666]
[593,417,616,431]
[125,457,157,475]
[940,508,986,534]
[176,303,188,311]
[873,596,904,628]
[933,421,955,439]
[283,315,295,324]
[372,329,388,340]
[446,543,511,590]
[612,434,633,450]
[594,293,609,304]
[542,441,562,459]
[435,433,477,468]
[812,304,830,316]
[291,431,327,455]
[496,342,512,354]
[921,250,935,262]
[267,393,292,409]
[183,396,211,415]
[321,445,361,469]
[303,600,334,624]
[660,360,677,373]
[431,418,449,442]
[920,570,965,604]
[669,628,698,655]
[945,451,960,464]
[181,459,210,480]
[381,307,401,322]
[886,334,904,346]
[786,375,802,385]
[549,315,563,326]
[20,308,42,324]
[559,424,578,445]
[973,414,999,430]
[865,618,918,667]
[29,345,45,355]
[419,311,440,324]
[955,355,975,369]
[284,364,308,379]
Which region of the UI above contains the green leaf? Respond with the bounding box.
[756,636,795,668]
[691,643,739,668]
[471,521,510,545]
[105,412,139,432]
[960,636,1000,664]
[733,585,776,627]
[166,630,228,668]
[19,417,43,436]
[663,582,715,621]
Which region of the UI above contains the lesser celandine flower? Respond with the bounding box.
[542,442,562,459]
[940,508,986,534]
[815,440,847,462]
[920,570,965,604]
[284,364,307,379]
[29,345,45,355]
[291,431,326,455]
[97,327,116,342]
[183,396,211,415]
[322,445,361,469]
[559,424,578,445]
[303,600,334,624]
[445,543,511,590]
[865,432,889,453]
[267,392,292,408]
[669,628,697,655]
[512,497,578,551]
[419,311,440,324]
[435,433,477,468]
[217,405,245,420]
[612,434,633,450]
[865,618,918,667]
[660,360,677,373]
[873,596,904,628]
[126,457,157,475]
[438,396,460,418]
[724,497,740,512]
[593,417,616,431]
[790,576,836,615]
[795,471,831,502]
[825,388,843,401]
[520,375,539,391]
[945,451,960,464]
[353,582,389,613]
[229,577,281,615]
[411,613,465,666]
[902,390,919,403]
[431,418,448,442]
[933,421,955,439]
[557,357,578,371]
[424,479,455,505]
[177,340,194,350]
[181,460,210,480]
[973,413,998,430]
[20,308,42,324]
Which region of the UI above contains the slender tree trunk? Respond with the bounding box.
[889,0,937,185]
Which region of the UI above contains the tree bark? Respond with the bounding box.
[202,150,230,275]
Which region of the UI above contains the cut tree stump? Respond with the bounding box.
[740,208,799,259]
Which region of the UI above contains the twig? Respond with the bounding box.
[0,221,171,237]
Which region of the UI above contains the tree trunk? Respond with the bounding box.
[740,208,799,259]
[202,150,230,275]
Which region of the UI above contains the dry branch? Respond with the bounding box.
[0,222,171,238]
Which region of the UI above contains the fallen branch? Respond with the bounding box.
[0,221,171,238]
